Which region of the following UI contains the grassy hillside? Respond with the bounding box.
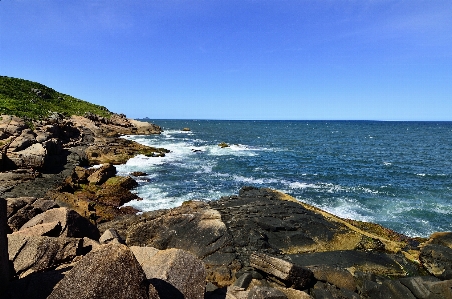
[0,76,111,120]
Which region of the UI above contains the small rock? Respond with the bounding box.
[131,171,147,177]
[234,273,253,289]
[87,163,116,185]
[247,286,287,299]
[99,228,125,244]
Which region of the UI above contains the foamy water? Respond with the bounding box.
[116,120,452,237]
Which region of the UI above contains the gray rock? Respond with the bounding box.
[0,198,9,294]
[47,243,148,299]
[399,276,440,299]
[311,281,359,299]
[247,286,287,299]
[137,247,206,299]
[307,265,356,291]
[289,250,420,278]
[426,232,452,248]
[250,252,313,290]
[234,273,253,289]
[424,279,452,299]
[420,243,452,279]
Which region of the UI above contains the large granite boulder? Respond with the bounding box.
[48,243,148,299]
[6,197,58,232]
[7,234,84,278]
[131,247,206,299]
[19,207,100,240]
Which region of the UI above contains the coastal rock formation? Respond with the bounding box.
[0,198,9,294]
[1,188,452,298]
[132,247,206,299]
[0,113,164,199]
[18,207,100,240]
[6,197,59,232]
[47,165,141,223]
[98,187,452,298]
[8,234,84,278]
[47,243,148,299]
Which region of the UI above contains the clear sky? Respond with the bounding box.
[1,1,451,120]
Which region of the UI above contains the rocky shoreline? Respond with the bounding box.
[1,114,451,299]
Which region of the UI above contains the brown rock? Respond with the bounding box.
[130,246,159,262]
[12,221,61,237]
[0,198,9,294]
[87,163,116,185]
[19,207,100,240]
[0,115,28,136]
[8,143,46,169]
[99,228,124,244]
[250,253,313,290]
[8,129,36,152]
[6,197,59,232]
[8,234,82,278]
[47,243,148,299]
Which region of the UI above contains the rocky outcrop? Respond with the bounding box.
[250,253,313,290]
[8,234,84,278]
[132,247,206,299]
[0,198,9,294]
[98,187,452,299]
[2,187,452,298]
[0,113,163,200]
[18,207,100,240]
[47,165,141,223]
[6,197,59,232]
[47,243,148,299]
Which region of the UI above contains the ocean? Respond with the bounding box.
[116,120,452,238]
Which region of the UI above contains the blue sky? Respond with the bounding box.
[1,1,451,120]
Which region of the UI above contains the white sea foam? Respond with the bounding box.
[233,175,279,185]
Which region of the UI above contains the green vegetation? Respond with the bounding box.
[0,76,111,120]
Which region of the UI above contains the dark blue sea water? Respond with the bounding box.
[117,120,452,238]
